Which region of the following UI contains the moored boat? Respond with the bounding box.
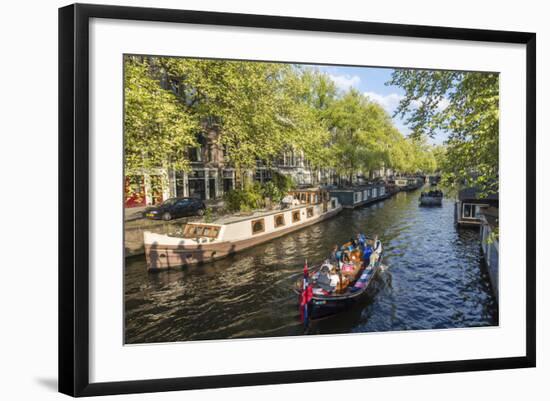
[144,189,342,271]
[419,190,443,206]
[295,237,383,320]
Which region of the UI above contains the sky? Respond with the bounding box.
[305,64,448,145]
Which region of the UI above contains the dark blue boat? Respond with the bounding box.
[295,241,383,320]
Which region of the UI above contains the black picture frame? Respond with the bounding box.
[59,3,536,397]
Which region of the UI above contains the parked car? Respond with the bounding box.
[143,197,206,221]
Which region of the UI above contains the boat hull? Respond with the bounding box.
[299,260,382,320]
[145,206,342,270]
[419,196,443,206]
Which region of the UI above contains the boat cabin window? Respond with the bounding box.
[189,225,203,236]
[306,207,314,218]
[251,218,265,234]
[354,193,360,202]
[274,214,285,228]
[292,210,301,223]
[184,224,219,238]
[462,203,482,219]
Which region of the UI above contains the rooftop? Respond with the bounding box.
[458,187,499,201]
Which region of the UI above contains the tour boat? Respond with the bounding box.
[419,190,443,206]
[143,189,342,271]
[295,239,383,320]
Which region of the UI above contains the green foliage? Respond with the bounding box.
[388,70,499,193]
[204,207,214,223]
[262,182,283,203]
[124,56,198,174]
[271,171,295,194]
[124,55,441,199]
[223,182,264,212]
[223,173,295,212]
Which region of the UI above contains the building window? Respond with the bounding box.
[306,207,314,218]
[274,214,285,228]
[463,203,477,219]
[188,146,202,162]
[251,219,265,235]
[292,210,301,223]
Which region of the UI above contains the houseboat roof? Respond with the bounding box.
[196,203,312,226]
[290,187,326,192]
[328,184,385,192]
[458,187,499,202]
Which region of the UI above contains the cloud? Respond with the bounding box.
[329,74,361,91]
[364,91,450,114]
[363,91,404,114]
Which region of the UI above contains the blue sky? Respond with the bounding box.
[305,64,448,145]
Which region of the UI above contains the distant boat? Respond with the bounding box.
[419,190,443,206]
[294,239,383,320]
[143,189,342,271]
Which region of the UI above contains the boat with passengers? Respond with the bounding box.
[419,189,443,206]
[295,235,383,320]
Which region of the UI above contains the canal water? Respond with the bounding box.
[125,188,498,344]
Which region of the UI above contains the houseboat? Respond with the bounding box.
[143,189,342,271]
[454,187,498,227]
[480,207,499,301]
[390,177,423,192]
[393,178,409,190]
[328,182,387,209]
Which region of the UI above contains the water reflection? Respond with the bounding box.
[125,189,498,343]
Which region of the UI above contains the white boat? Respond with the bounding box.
[144,189,342,271]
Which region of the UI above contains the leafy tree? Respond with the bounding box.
[160,59,326,187]
[124,55,441,209]
[124,56,198,175]
[388,70,498,193]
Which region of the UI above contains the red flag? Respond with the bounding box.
[300,259,313,322]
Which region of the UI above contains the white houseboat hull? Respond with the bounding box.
[144,198,342,270]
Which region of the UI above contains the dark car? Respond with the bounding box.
[144,197,206,221]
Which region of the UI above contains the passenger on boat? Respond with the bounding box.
[329,245,340,265]
[316,265,333,291]
[281,194,294,209]
[329,269,341,288]
[342,251,351,264]
[369,235,382,266]
[362,243,373,266]
[358,233,368,251]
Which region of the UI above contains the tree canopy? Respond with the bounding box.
[388,70,499,193]
[124,56,439,184]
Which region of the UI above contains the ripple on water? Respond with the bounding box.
[124,189,498,343]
